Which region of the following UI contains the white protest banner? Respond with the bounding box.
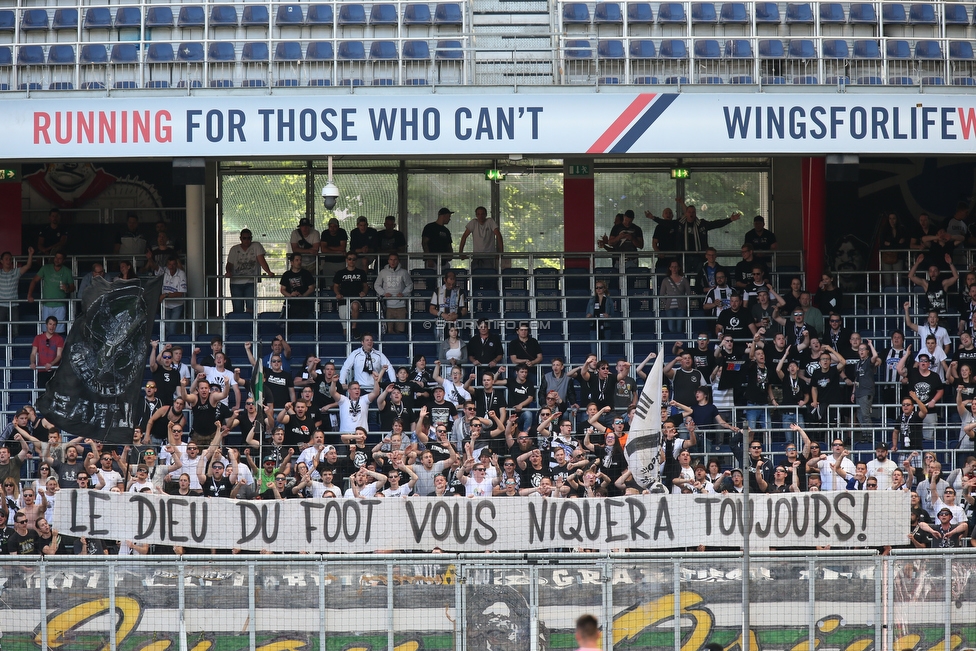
[53,489,909,553]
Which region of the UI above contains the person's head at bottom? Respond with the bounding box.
[575,614,600,649]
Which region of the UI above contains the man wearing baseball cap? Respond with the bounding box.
[422,207,454,270]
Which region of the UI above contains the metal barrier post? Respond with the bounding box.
[249,561,257,651]
[39,561,48,651]
[319,561,327,651]
[673,559,681,651]
[109,561,117,651]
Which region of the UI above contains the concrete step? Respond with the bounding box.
[472,12,552,25]
[472,0,551,14]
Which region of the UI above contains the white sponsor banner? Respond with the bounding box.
[53,489,909,552]
[6,93,976,159]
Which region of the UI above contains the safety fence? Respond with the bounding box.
[2,551,975,651]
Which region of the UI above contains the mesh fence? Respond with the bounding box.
[6,554,974,651]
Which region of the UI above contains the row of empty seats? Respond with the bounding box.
[0,3,463,33]
[567,36,976,57]
[0,38,465,88]
[561,1,973,26]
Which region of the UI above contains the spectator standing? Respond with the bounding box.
[606,210,644,268]
[376,215,407,254]
[814,272,843,317]
[225,228,272,313]
[30,316,64,389]
[908,253,958,315]
[508,322,543,368]
[319,218,349,285]
[27,252,74,332]
[702,271,734,317]
[339,334,396,391]
[430,269,467,325]
[676,198,741,260]
[696,247,727,294]
[646,207,681,272]
[37,208,67,255]
[0,247,33,338]
[289,218,320,271]
[114,213,149,257]
[374,252,413,334]
[743,215,777,253]
[467,319,504,370]
[157,256,187,337]
[422,208,454,270]
[458,206,503,269]
[852,340,881,440]
[333,253,369,339]
[77,262,111,297]
[585,280,615,358]
[658,260,691,334]
[349,216,378,270]
[279,253,316,335]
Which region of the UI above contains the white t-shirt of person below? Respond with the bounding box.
[337,394,371,432]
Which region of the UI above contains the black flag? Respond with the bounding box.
[36,275,164,444]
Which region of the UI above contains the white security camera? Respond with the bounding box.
[321,182,339,210]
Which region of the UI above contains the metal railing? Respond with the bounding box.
[2,551,974,651]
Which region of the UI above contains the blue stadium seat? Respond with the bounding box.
[306,41,334,59]
[755,2,780,22]
[950,41,975,59]
[594,3,622,23]
[210,5,239,26]
[909,3,937,23]
[79,81,104,89]
[915,40,942,58]
[80,44,108,63]
[945,4,970,24]
[146,6,174,27]
[848,3,877,22]
[276,78,300,86]
[435,39,463,58]
[338,4,367,25]
[785,3,813,23]
[337,40,366,59]
[370,4,398,24]
[275,41,303,60]
[563,3,590,23]
[598,40,625,58]
[370,40,398,58]
[725,39,753,57]
[111,43,139,63]
[48,44,75,64]
[308,78,333,86]
[692,3,718,22]
[658,3,686,22]
[0,10,14,31]
[17,82,42,90]
[761,75,787,83]
[276,4,305,25]
[882,3,908,23]
[403,40,431,58]
[404,4,432,24]
[819,3,845,22]
[629,39,656,58]
[243,42,269,61]
[52,9,78,31]
[307,4,334,24]
[788,39,816,57]
[700,75,724,83]
[178,6,206,27]
[147,43,175,62]
[822,39,849,58]
[84,7,112,29]
[888,75,914,84]
[720,2,749,23]
[853,39,880,58]
[659,39,687,57]
[694,39,721,57]
[21,9,50,31]
[793,74,818,83]
[952,77,976,85]
[886,39,911,58]
[114,80,139,89]
[405,77,428,85]
[243,79,266,87]
[0,46,11,64]
[208,42,236,61]
[52,82,76,90]
[115,7,141,28]
[178,42,205,62]
[434,3,463,24]
[758,39,785,57]
[243,6,270,26]
[339,77,364,85]
[564,39,592,58]
[730,74,753,83]
[920,76,944,85]
[628,3,654,22]
[209,79,234,87]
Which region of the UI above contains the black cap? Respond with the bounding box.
[298,218,311,227]
[438,207,454,216]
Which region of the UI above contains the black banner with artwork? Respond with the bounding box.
[36,275,163,444]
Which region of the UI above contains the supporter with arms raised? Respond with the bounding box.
[178,375,231,448]
[775,346,810,429]
[904,303,952,355]
[908,253,958,315]
[896,346,944,445]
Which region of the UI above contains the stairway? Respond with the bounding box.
[469,0,557,84]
